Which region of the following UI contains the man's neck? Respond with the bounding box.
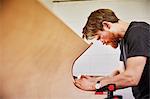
[118,20,129,38]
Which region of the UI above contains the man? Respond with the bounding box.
[75,9,150,99]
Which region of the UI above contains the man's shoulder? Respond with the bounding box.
[127,21,149,36]
[129,21,150,30]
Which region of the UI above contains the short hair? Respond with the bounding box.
[82,9,119,40]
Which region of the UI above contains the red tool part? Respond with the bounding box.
[95,84,123,99]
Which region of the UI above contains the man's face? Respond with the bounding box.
[95,30,120,48]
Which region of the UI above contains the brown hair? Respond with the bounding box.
[82,9,119,40]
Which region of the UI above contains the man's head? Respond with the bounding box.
[82,9,121,48]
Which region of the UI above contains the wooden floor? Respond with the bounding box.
[0,0,106,99]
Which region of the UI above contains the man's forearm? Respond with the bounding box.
[99,72,136,89]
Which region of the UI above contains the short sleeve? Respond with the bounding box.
[127,27,150,58]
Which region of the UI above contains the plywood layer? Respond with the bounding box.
[0,0,106,99]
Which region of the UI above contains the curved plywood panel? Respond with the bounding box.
[0,0,106,99]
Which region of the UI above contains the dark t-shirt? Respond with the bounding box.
[120,21,150,99]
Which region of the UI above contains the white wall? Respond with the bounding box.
[41,0,150,99]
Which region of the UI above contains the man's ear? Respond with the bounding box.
[102,21,111,31]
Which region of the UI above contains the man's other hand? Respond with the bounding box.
[74,75,103,91]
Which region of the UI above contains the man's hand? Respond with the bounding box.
[74,75,104,91]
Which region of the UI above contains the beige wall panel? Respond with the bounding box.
[0,0,106,99]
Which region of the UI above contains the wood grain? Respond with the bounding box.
[0,0,106,98]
